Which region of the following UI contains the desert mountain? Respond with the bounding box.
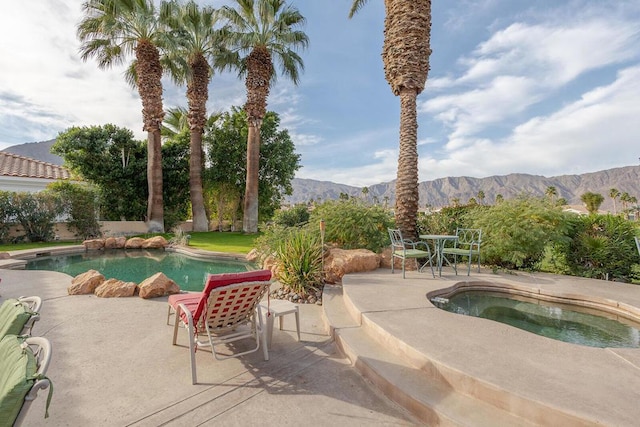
[4,140,638,212]
[288,166,640,212]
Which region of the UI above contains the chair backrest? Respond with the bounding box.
[0,335,52,426]
[204,281,272,333]
[0,297,42,339]
[455,228,482,249]
[194,270,272,325]
[388,228,405,250]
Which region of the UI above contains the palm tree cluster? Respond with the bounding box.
[77,0,307,233]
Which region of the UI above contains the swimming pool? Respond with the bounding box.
[431,290,640,348]
[26,249,255,292]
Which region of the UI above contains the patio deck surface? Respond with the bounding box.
[3,252,640,426]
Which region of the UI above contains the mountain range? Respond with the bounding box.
[4,140,639,212]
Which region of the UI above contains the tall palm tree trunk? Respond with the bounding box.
[136,39,165,232]
[382,0,431,240]
[395,88,419,240]
[243,47,272,233]
[243,119,261,233]
[187,54,210,232]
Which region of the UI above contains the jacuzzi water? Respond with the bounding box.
[432,291,640,348]
[26,250,254,292]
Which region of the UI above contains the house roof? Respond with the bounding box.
[0,151,70,180]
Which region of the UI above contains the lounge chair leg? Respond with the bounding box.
[187,324,197,384]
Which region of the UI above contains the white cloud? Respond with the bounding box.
[418,65,640,180]
[298,148,399,187]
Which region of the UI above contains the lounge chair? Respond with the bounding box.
[0,335,53,426]
[388,228,435,278]
[0,296,42,339]
[168,270,273,384]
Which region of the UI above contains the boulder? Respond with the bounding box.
[0,252,10,259]
[83,239,105,250]
[95,278,137,298]
[142,236,169,249]
[125,237,145,249]
[138,272,180,299]
[104,237,118,249]
[324,248,380,284]
[246,248,260,263]
[68,269,105,295]
[115,236,127,249]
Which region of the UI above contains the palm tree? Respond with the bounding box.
[581,192,604,215]
[161,0,227,232]
[609,188,620,215]
[545,186,557,205]
[162,106,190,139]
[78,0,166,232]
[350,1,432,240]
[219,0,308,233]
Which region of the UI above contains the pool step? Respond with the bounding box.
[323,285,534,426]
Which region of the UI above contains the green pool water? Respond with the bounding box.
[432,291,640,348]
[26,250,255,292]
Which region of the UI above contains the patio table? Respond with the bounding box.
[419,234,458,276]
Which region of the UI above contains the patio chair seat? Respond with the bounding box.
[0,297,42,339]
[0,335,52,426]
[388,228,434,278]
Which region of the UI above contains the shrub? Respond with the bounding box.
[558,214,639,281]
[464,196,571,269]
[309,199,393,252]
[418,204,480,236]
[10,192,65,242]
[48,181,101,239]
[256,224,323,296]
[274,227,323,296]
[273,204,310,227]
[0,191,15,243]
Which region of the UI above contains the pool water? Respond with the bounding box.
[432,291,640,348]
[26,250,255,292]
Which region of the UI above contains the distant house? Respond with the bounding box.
[0,151,71,193]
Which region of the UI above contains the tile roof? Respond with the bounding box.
[0,151,70,180]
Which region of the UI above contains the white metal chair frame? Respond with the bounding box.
[18,296,42,336]
[441,228,482,275]
[388,228,435,278]
[172,281,271,384]
[12,336,53,427]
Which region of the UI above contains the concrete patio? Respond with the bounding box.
[3,255,640,426]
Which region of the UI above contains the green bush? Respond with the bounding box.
[273,204,310,227]
[464,196,571,269]
[418,204,479,236]
[274,227,323,296]
[0,191,15,243]
[255,224,323,296]
[557,214,639,281]
[48,181,101,239]
[309,199,393,252]
[10,192,65,242]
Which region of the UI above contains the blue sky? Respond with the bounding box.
[1,0,639,187]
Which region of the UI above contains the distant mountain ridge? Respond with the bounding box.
[1,139,63,166]
[4,140,638,212]
[289,166,640,212]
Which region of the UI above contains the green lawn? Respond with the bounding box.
[184,232,259,254]
[0,232,260,254]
